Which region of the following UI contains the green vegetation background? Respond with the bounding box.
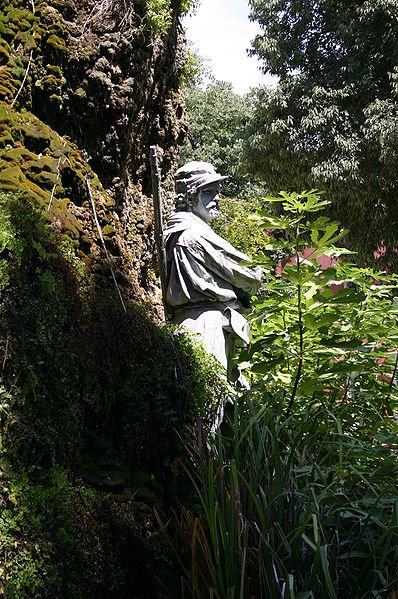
[0,0,397,596]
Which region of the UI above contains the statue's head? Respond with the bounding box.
[175,161,227,223]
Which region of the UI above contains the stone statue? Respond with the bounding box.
[164,161,262,382]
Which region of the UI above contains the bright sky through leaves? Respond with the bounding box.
[183,0,277,94]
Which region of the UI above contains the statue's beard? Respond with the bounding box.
[192,199,220,222]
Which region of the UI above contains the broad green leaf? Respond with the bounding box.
[283,265,317,284]
[318,362,370,377]
[303,312,338,330]
[318,337,367,349]
[251,354,285,373]
[315,288,366,304]
[256,214,290,229]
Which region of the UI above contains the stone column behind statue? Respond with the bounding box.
[163,161,262,382]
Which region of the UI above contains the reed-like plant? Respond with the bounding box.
[166,393,397,598]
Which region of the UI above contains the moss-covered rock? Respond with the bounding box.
[0,103,143,302]
[0,465,177,598]
[0,191,215,472]
[0,0,187,203]
[0,0,216,594]
[0,184,223,595]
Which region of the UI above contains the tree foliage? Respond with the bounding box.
[181,81,252,196]
[245,0,398,268]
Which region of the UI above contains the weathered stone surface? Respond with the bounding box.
[0,0,189,315]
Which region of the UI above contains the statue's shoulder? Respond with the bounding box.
[165,212,207,239]
[165,211,193,228]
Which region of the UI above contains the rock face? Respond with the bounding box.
[0,2,208,597]
[0,0,188,309]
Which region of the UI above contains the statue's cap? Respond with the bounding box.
[175,161,227,194]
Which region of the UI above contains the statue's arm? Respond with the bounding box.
[166,234,239,305]
[177,232,262,297]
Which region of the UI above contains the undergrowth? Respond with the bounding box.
[0,464,174,598]
[159,191,398,598]
[165,393,398,598]
[0,191,228,596]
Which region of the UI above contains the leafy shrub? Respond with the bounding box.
[162,191,398,598]
[244,190,398,420]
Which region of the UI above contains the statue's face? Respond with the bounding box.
[193,182,221,223]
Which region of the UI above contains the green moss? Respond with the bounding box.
[47,200,82,242]
[0,39,11,64]
[5,8,33,30]
[0,10,6,34]
[0,105,99,242]
[0,130,13,145]
[35,73,63,94]
[9,56,23,70]
[3,147,37,164]
[23,155,58,172]
[0,82,14,101]
[0,165,25,191]
[46,64,62,77]
[0,163,51,202]
[4,22,18,36]
[29,169,57,190]
[45,33,67,53]
[102,225,116,237]
[49,93,62,106]
[22,177,51,202]
[20,120,50,147]
[14,30,36,49]
[0,108,12,124]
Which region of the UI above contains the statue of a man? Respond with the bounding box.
[163,161,262,382]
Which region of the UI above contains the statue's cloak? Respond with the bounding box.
[163,211,262,371]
